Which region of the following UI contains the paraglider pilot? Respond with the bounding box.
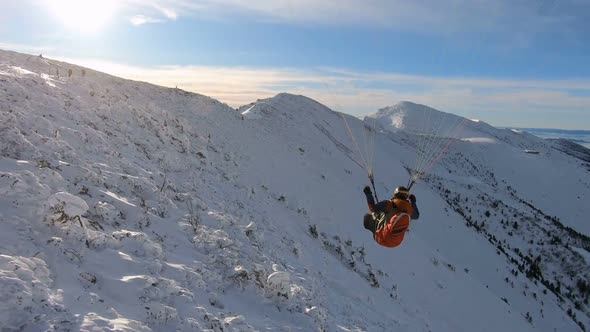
[363,186,419,248]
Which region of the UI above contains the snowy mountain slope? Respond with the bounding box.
[548,138,590,163]
[372,101,466,133]
[0,48,587,331]
[369,101,590,330]
[370,101,590,235]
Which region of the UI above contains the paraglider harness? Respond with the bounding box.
[364,182,416,248]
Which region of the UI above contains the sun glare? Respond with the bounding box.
[46,0,118,33]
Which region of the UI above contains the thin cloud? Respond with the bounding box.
[130,15,164,25]
[154,5,177,20]
[103,0,590,59]
[153,4,178,20]
[117,0,589,42]
[123,0,180,23]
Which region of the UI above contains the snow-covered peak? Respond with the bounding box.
[368,101,470,135]
[239,92,336,121]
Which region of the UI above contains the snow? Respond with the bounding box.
[47,191,90,217]
[240,103,262,119]
[463,137,498,144]
[572,247,590,264]
[0,48,588,332]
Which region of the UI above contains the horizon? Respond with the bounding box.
[1,0,589,130]
[3,47,590,133]
[502,127,590,133]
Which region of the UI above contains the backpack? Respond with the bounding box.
[374,212,411,248]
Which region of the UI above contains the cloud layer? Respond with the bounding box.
[121,0,589,44]
[52,56,590,129]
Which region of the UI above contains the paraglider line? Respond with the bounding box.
[422,118,468,175]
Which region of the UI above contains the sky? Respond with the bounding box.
[1,0,589,129]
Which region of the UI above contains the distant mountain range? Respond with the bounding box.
[510,128,590,136]
[506,127,590,142]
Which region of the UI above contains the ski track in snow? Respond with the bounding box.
[0,49,588,332]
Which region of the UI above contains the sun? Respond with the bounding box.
[45,0,119,33]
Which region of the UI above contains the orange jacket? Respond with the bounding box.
[392,199,414,216]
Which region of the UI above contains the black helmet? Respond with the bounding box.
[393,186,410,200]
